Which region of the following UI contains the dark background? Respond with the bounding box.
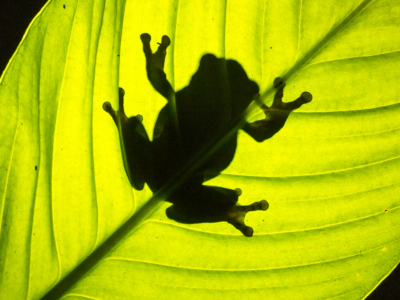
[0,1,399,299]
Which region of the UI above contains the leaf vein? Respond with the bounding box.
[105,236,400,273]
[50,0,80,283]
[305,49,400,70]
[221,154,400,178]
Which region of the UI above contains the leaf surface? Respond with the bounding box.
[0,0,399,299]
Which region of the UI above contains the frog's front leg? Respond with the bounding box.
[103,88,151,190]
[140,33,174,102]
[242,78,312,142]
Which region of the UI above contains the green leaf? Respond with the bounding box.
[1,0,399,299]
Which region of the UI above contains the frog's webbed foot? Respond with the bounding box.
[226,199,269,237]
[103,87,143,128]
[140,33,174,101]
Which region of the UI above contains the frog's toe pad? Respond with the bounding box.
[140,33,151,43]
[273,77,285,89]
[245,227,254,237]
[160,35,171,48]
[301,92,312,103]
[136,114,143,123]
[260,200,269,210]
[103,101,113,112]
[234,188,242,196]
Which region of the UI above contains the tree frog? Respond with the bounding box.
[103,33,312,237]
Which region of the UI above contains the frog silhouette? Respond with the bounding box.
[103,33,312,237]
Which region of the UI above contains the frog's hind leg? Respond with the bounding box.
[103,88,151,191]
[166,184,268,237]
[166,184,239,222]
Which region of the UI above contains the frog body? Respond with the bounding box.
[103,34,312,236]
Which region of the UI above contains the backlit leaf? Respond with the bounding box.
[1,0,399,299]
